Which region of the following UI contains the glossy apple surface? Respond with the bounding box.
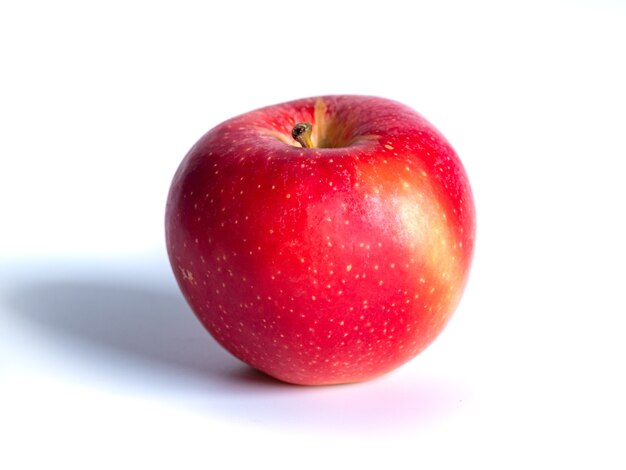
[166,95,475,385]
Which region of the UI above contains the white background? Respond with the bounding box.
[1,0,625,468]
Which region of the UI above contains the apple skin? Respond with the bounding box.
[165,95,475,385]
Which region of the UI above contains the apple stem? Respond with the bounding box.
[292,122,314,148]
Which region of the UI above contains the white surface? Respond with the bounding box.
[1,0,625,468]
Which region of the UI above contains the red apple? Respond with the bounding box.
[165,95,475,385]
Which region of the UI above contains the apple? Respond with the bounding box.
[165,95,475,385]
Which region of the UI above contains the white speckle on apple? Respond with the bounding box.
[178,267,195,283]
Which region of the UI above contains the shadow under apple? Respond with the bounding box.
[8,279,244,383]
